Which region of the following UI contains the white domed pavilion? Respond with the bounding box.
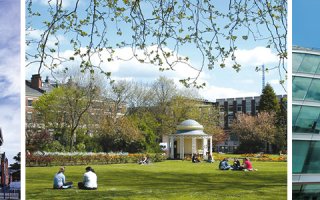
[168,119,213,160]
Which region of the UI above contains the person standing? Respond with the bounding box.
[78,166,98,190]
[53,167,73,189]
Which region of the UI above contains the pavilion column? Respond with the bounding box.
[179,137,184,159]
[203,137,208,160]
[170,136,174,159]
[192,137,196,155]
[210,136,214,161]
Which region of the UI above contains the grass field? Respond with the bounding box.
[26,160,287,200]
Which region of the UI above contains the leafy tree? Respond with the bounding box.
[26,129,53,152]
[32,81,98,151]
[9,152,21,170]
[129,111,161,153]
[26,0,287,88]
[196,105,226,146]
[232,112,277,153]
[98,116,144,152]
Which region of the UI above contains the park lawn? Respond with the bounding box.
[26,160,287,200]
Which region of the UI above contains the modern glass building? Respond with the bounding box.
[293,47,320,199]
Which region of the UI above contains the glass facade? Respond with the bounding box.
[293,48,320,199]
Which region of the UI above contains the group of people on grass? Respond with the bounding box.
[219,157,256,171]
[192,154,215,163]
[53,166,98,190]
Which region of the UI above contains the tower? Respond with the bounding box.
[262,64,266,92]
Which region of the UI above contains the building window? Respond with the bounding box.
[293,106,320,133]
[293,53,305,72]
[219,105,224,112]
[246,100,251,113]
[298,54,320,74]
[293,140,320,174]
[228,105,233,112]
[305,79,320,102]
[27,99,33,107]
[292,105,302,127]
[292,77,312,100]
[237,105,242,112]
[228,114,234,125]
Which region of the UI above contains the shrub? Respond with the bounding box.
[26,152,166,167]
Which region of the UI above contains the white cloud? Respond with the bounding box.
[26,46,204,85]
[199,85,259,101]
[26,45,284,101]
[0,104,21,164]
[0,52,21,99]
[225,46,278,68]
[33,0,74,9]
[0,0,21,164]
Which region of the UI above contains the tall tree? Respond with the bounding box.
[259,83,280,113]
[26,0,287,88]
[259,83,286,153]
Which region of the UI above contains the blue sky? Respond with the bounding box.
[293,0,320,48]
[0,0,21,164]
[26,1,286,101]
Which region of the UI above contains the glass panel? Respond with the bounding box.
[293,53,305,73]
[292,105,301,129]
[292,77,312,100]
[246,100,251,113]
[293,140,310,173]
[294,106,320,133]
[305,79,320,102]
[302,184,320,192]
[298,54,320,74]
[303,141,320,173]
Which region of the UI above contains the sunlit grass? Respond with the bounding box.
[26,160,286,200]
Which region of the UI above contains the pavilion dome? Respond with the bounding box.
[176,119,206,135]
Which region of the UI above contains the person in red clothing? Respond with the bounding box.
[243,157,253,171]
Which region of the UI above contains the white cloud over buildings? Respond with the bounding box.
[26,44,284,102]
[0,0,21,164]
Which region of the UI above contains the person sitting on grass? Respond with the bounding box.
[207,154,214,163]
[139,156,149,165]
[219,158,232,170]
[192,154,201,163]
[53,167,73,189]
[242,157,257,171]
[231,158,242,170]
[78,166,98,190]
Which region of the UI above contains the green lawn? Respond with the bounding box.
[26,160,287,200]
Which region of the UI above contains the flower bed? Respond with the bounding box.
[26,152,167,167]
[213,153,287,162]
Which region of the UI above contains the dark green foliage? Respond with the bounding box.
[259,83,280,113]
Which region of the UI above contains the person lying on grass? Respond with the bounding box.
[78,166,98,190]
[53,167,73,189]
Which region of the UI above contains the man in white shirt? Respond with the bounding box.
[78,166,98,190]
